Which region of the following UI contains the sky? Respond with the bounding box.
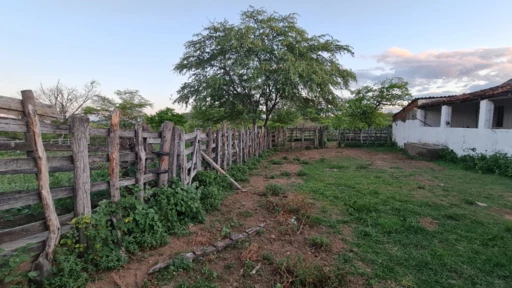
[1,0,511,114]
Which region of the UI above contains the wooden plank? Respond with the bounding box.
[206,128,213,158]
[177,129,187,184]
[0,152,140,175]
[188,132,198,185]
[200,151,242,190]
[236,129,241,164]
[169,126,179,179]
[0,142,113,153]
[0,181,109,211]
[195,129,202,172]
[227,129,233,167]
[184,131,197,141]
[109,109,121,202]
[222,124,227,169]
[184,146,194,156]
[135,123,145,201]
[215,129,221,166]
[158,122,173,186]
[70,116,91,218]
[0,213,74,245]
[0,225,72,261]
[0,95,59,119]
[21,90,60,280]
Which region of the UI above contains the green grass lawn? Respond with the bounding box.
[298,154,512,287]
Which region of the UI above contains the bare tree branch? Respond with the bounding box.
[36,80,102,121]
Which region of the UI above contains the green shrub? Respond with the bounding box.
[300,160,310,165]
[228,164,250,182]
[267,173,277,179]
[270,159,284,165]
[265,184,284,196]
[307,235,331,250]
[194,170,232,212]
[147,180,206,234]
[296,170,308,177]
[43,251,90,288]
[262,252,274,265]
[293,156,301,162]
[245,158,261,170]
[280,171,291,177]
[439,149,512,178]
[282,155,289,160]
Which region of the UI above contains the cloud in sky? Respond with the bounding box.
[356,46,512,97]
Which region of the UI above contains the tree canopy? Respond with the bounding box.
[145,107,187,130]
[341,77,412,128]
[173,6,357,127]
[83,89,153,128]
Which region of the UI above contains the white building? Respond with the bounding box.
[392,79,512,156]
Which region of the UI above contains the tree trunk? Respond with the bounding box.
[22,90,61,283]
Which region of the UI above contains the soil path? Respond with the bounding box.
[87,148,424,288]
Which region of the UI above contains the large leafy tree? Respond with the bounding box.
[344,77,412,128]
[173,6,356,127]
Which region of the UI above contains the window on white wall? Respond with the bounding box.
[495,106,504,128]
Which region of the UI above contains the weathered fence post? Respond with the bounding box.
[21,90,61,281]
[109,109,121,201]
[301,128,305,149]
[206,128,213,158]
[244,128,249,161]
[196,129,202,173]
[169,126,179,179]
[233,129,242,164]
[314,128,319,148]
[70,115,91,247]
[177,129,187,184]
[215,129,221,166]
[228,129,233,167]
[222,124,228,169]
[135,123,146,201]
[70,116,92,217]
[158,121,174,187]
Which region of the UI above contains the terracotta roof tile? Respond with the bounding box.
[418,79,512,108]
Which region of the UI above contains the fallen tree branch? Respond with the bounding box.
[148,224,264,274]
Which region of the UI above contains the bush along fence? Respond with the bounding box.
[0,91,328,284]
[324,127,392,146]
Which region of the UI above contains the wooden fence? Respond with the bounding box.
[0,92,328,264]
[325,127,392,145]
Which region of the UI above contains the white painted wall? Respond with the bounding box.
[393,119,512,155]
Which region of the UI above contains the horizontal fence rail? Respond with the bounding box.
[325,127,392,145]
[0,92,328,262]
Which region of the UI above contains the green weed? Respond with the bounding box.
[296,169,308,176]
[264,184,285,196]
[280,171,291,177]
[307,235,331,250]
[270,159,284,165]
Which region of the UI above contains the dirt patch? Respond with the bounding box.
[419,217,439,230]
[489,208,512,220]
[270,147,442,171]
[87,159,347,288]
[411,176,439,186]
[88,148,431,287]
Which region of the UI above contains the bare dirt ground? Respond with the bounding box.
[87,148,433,288]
